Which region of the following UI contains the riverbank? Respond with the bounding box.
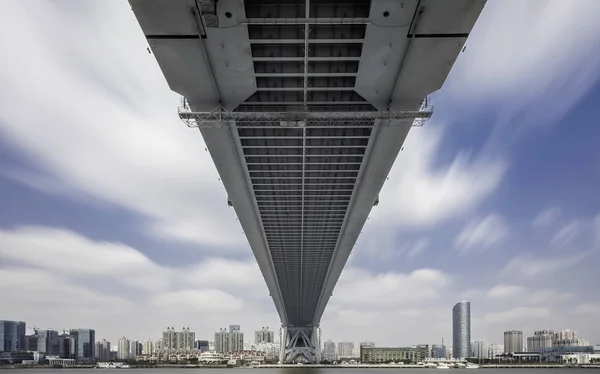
[3,364,600,369]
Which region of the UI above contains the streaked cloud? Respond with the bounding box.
[454,214,509,253]
[550,220,582,247]
[533,207,561,228]
[502,252,588,278]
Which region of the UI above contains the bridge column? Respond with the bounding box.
[280,326,320,364]
[278,326,287,364]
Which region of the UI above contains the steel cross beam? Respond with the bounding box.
[279,326,321,364]
[178,104,433,128]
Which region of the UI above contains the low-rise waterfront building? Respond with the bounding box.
[360,345,429,364]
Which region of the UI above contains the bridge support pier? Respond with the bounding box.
[279,326,321,364]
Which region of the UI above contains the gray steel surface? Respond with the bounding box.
[129,0,486,334]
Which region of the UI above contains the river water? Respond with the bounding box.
[9,369,600,374]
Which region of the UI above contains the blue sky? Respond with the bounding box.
[1,0,600,347]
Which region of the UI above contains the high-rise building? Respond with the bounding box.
[552,330,588,348]
[452,301,471,359]
[527,330,554,352]
[255,327,274,344]
[555,329,576,341]
[142,339,155,355]
[118,337,130,360]
[161,327,196,352]
[471,339,488,359]
[36,330,59,355]
[58,333,76,359]
[70,329,95,361]
[337,342,354,357]
[215,328,228,354]
[26,334,38,351]
[323,340,336,361]
[214,326,244,354]
[229,326,244,352]
[95,339,111,360]
[130,340,140,359]
[162,327,176,351]
[0,320,26,352]
[178,328,195,351]
[503,330,523,353]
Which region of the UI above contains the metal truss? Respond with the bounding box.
[279,326,321,364]
[178,100,433,129]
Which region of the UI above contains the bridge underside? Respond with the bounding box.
[129,0,485,363]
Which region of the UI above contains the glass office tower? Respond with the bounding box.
[452,301,471,359]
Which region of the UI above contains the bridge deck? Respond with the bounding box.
[129,0,486,343]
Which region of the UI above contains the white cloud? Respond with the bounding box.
[331,267,452,310]
[550,220,582,247]
[150,290,243,312]
[483,307,550,324]
[448,0,600,114]
[502,252,588,278]
[0,226,169,291]
[0,1,247,249]
[0,226,277,341]
[485,285,572,306]
[369,126,507,230]
[487,284,524,299]
[571,303,600,315]
[454,214,509,253]
[533,207,560,228]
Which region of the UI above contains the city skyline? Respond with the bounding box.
[4,317,598,354]
[1,0,600,347]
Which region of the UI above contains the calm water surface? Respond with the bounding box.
[9,369,600,374]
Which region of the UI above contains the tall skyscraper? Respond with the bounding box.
[118,337,130,360]
[255,327,274,344]
[58,333,76,359]
[95,339,111,360]
[503,330,523,353]
[452,301,471,359]
[0,320,26,352]
[69,329,95,361]
[36,330,59,355]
